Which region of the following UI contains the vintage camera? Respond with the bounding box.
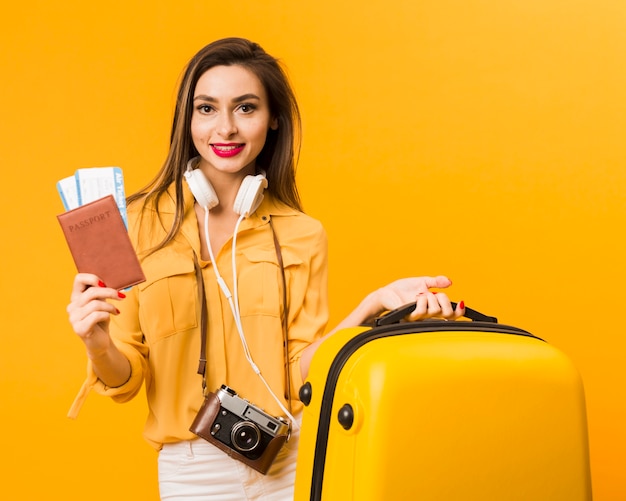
[210,385,290,458]
[190,385,291,474]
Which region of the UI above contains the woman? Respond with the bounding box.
[66,37,464,500]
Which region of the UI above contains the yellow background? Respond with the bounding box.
[1,1,624,499]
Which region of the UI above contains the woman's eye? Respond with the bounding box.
[239,104,256,113]
[197,105,213,114]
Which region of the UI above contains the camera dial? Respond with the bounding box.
[231,421,261,452]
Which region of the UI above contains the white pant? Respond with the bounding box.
[158,423,300,500]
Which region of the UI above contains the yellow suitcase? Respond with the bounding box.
[294,304,592,500]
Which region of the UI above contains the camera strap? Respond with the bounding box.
[193,217,292,414]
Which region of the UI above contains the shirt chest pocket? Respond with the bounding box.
[237,247,303,318]
[136,250,197,342]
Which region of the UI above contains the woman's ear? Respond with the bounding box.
[270,117,279,130]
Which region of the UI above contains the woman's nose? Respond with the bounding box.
[217,113,237,137]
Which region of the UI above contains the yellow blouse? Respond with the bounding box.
[69,181,329,449]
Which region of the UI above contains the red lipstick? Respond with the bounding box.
[211,143,245,158]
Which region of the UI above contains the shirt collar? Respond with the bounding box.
[151,181,299,256]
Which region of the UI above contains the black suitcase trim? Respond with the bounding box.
[306,320,540,501]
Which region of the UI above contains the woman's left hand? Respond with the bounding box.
[371,275,464,321]
[301,275,465,380]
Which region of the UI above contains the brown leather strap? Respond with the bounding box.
[269,218,292,414]
[194,252,208,391]
[194,219,290,408]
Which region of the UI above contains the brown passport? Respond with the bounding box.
[57,195,145,290]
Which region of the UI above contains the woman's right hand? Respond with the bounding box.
[66,273,125,357]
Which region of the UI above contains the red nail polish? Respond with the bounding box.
[459,301,465,309]
[118,291,126,299]
[115,308,121,314]
[98,280,107,287]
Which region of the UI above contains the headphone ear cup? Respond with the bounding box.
[184,168,219,209]
[233,174,268,216]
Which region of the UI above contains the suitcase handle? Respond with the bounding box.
[373,301,498,326]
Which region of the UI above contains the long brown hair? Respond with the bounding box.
[129,38,302,253]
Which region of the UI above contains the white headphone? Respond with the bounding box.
[183,157,268,216]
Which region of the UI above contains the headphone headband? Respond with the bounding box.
[183,157,267,216]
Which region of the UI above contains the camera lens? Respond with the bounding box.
[231,421,261,452]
